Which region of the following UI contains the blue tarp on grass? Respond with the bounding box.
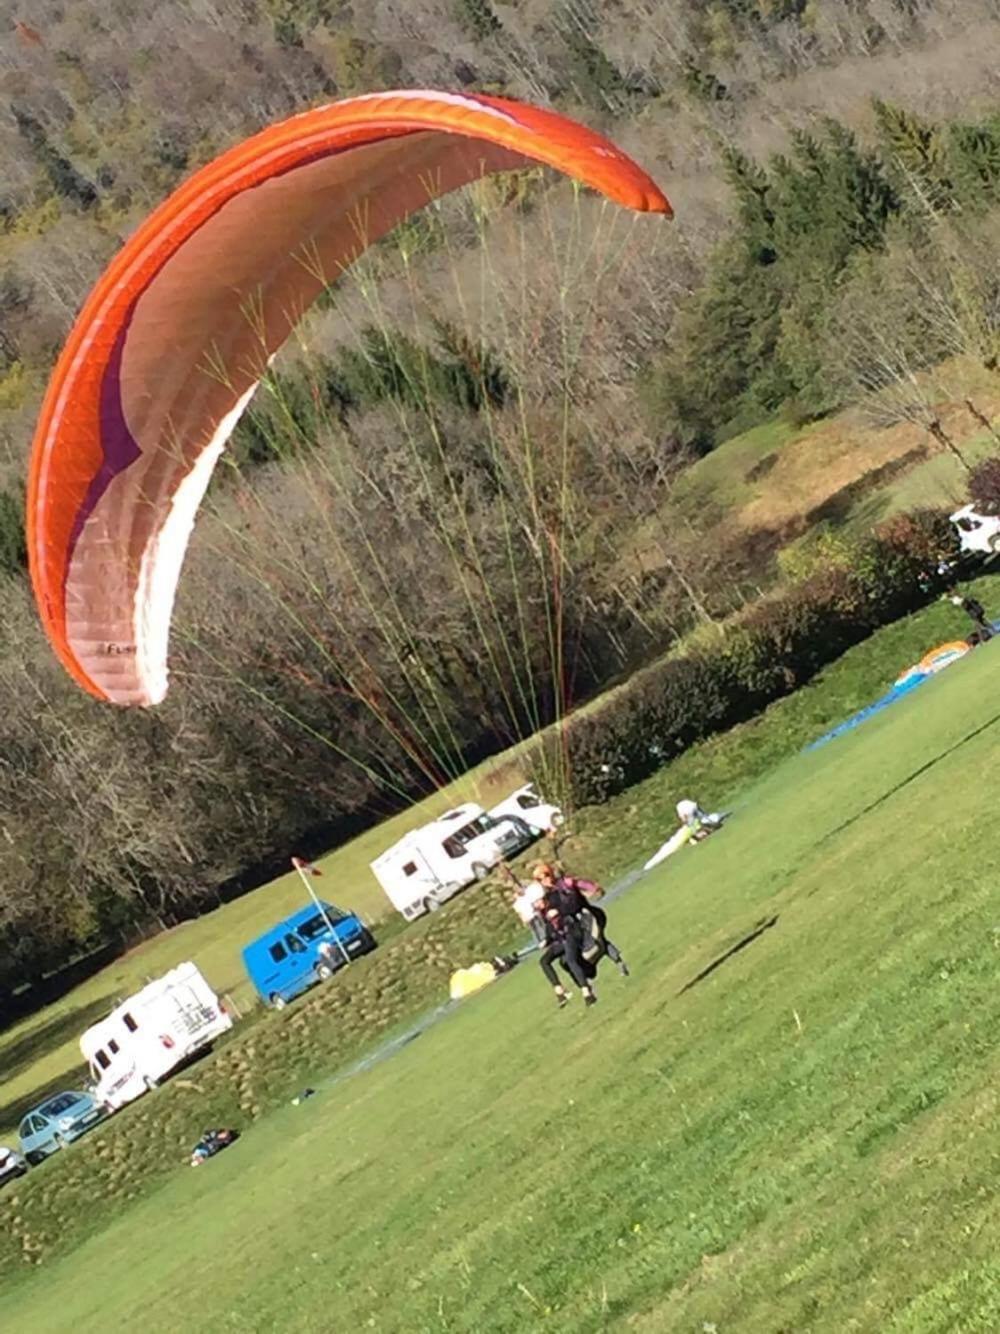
[805,671,932,751]
[806,621,1000,751]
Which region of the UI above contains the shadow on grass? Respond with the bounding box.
[0,996,115,1131]
[0,996,115,1082]
[818,707,1000,850]
[677,915,779,996]
[0,1067,94,1138]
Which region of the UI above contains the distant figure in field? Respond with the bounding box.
[676,798,727,841]
[945,589,993,641]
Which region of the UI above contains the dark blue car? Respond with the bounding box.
[242,900,376,1009]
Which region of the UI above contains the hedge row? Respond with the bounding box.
[536,509,958,807]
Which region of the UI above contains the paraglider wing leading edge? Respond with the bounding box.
[26,90,672,706]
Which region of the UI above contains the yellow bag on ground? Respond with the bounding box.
[449,961,497,1000]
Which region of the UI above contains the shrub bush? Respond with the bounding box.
[539,509,952,807]
[968,456,1000,515]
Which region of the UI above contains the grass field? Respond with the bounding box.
[2,602,999,1330]
[0,584,991,1132]
[1,582,987,1151]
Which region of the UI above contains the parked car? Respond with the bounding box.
[0,1144,27,1187]
[949,503,1000,557]
[488,783,564,837]
[242,900,377,1009]
[371,801,534,922]
[18,1090,109,1165]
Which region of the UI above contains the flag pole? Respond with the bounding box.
[292,858,350,967]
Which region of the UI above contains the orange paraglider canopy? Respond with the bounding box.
[27,90,671,707]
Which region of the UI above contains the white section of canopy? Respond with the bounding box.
[64,131,526,704]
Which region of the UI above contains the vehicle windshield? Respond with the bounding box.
[297,910,345,940]
[39,1093,82,1117]
[459,816,495,842]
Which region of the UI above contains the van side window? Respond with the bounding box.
[269,941,287,963]
[442,836,464,859]
[96,1050,111,1070]
[402,861,417,876]
[108,1039,119,1054]
[285,933,306,955]
[123,1012,138,1032]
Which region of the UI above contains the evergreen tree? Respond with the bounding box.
[558,1,630,112]
[647,242,787,449]
[947,118,1000,210]
[721,147,776,265]
[11,106,97,210]
[454,0,502,41]
[873,100,954,211]
[0,490,26,577]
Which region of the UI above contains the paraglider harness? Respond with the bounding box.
[541,891,608,981]
[576,906,606,978]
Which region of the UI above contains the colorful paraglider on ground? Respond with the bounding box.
[807,638,981,751]
[26,91,672,707]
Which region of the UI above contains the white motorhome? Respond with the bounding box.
[371,802,531,921]
[949,504,1000,557]
[488,783,564,837]
[80,962,233,1111]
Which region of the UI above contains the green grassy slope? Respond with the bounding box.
[0,579,991,1147]
[2,613,999,1330]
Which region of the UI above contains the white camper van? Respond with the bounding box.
[371,802,531,921]
[488,783,564,837]
[80,962,233,1111]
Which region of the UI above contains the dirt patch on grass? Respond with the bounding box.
[732,373,1000,539]
[804,444,930,526]
[736,417,931,534]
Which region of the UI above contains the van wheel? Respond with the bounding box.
[143,1076,158,1092]
[270,993,287,1010]
[423,897,441,914]
[471,862,489,881]
[26,1151,42,1167]
[316,963,333,981]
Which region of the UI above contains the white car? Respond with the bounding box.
[949,504,1000,557]
[488,783,565,837]
[0,1144,27,1187]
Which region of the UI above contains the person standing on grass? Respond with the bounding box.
[513,881,548,946]
[535,881,596,1008]
[944,589,993,640]
[532,862,629,1008]
[498,861,547,946]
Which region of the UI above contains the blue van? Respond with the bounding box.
[241,900,376,1009]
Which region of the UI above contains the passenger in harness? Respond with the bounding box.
[531,863,629,1009]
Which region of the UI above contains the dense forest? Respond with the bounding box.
[2,0,1000,994]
